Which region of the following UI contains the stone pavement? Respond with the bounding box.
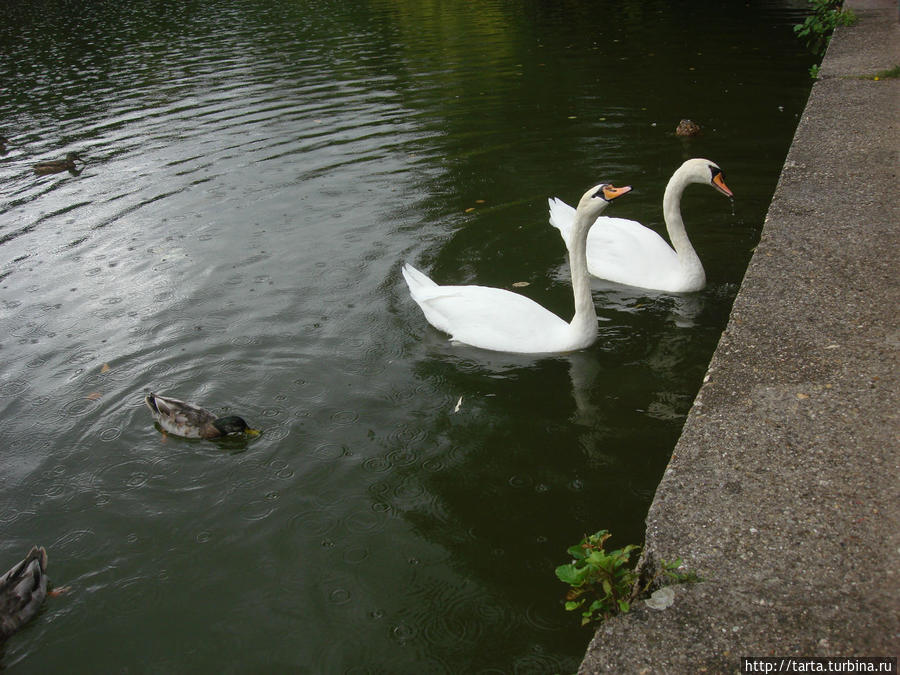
[578,1,899,672]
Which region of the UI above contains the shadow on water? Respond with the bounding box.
[0,0,814,671]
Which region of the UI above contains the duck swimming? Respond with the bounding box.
[144,392,260,439]
[0,546,48,642]
[33,152,85,175]
[675,119,702,137]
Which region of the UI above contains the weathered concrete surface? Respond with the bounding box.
[578,2,899,672]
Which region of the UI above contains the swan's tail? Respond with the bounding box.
[547,198,576,246]
[401,263,437,292]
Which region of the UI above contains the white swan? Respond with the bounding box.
[548,158,733,293]
[402,183,631,354]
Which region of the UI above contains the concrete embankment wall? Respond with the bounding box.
[579,1,899,671]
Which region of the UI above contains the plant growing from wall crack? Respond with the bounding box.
[555,530,699,627]
[794,0,857,77]
[555,530,639,625]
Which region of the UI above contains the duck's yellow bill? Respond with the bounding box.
[246,428,261,436]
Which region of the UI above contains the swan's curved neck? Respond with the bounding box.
[567,208,598,336]
[663,171,704,279]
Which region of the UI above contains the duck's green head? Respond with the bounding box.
[212,416,260,437]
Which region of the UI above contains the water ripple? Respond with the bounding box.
[0,1,810,671]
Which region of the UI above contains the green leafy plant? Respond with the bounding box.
[794,0,857,55]
[554,530,640,626]
[555,530,699,627]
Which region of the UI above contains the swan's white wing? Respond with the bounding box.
[415,285,573,353]
[549,202,681,289]
[403,264,574,353]
[548,197,577,247]
[400,262,438,290]
[583,216,681,289]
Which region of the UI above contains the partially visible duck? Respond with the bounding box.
[0,546,48,642]
[33,152,85,175]
[675,119,702,137]
[144,392,260,439]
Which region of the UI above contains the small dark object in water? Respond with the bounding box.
[33,152,85,175]
[675,119,702,137]
[0,546,48,641]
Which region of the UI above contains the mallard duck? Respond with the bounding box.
[675,119,701,137]
[0,546,48,642]
[144,392,260,439]
[33,152,85,175]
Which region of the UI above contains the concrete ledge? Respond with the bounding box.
[579,2,899,671]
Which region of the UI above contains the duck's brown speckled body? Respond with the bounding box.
[675,119,701,137]
[144,392,259,439]
[33,152,85,175]
[0,546,48,642]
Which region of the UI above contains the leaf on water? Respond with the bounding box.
[86,392,102,400]
[475,199,485,204]
[100,363,111,373]
[465,207,476,213]
[512,281,530,288]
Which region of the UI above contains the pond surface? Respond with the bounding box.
[0,1,814,672]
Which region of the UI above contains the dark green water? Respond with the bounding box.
[1,1,814,672]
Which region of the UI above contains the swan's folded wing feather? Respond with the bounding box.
[547,198,577,246]
[585,217,680,286]
[401,263,438,290]
[411,285,569,352]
